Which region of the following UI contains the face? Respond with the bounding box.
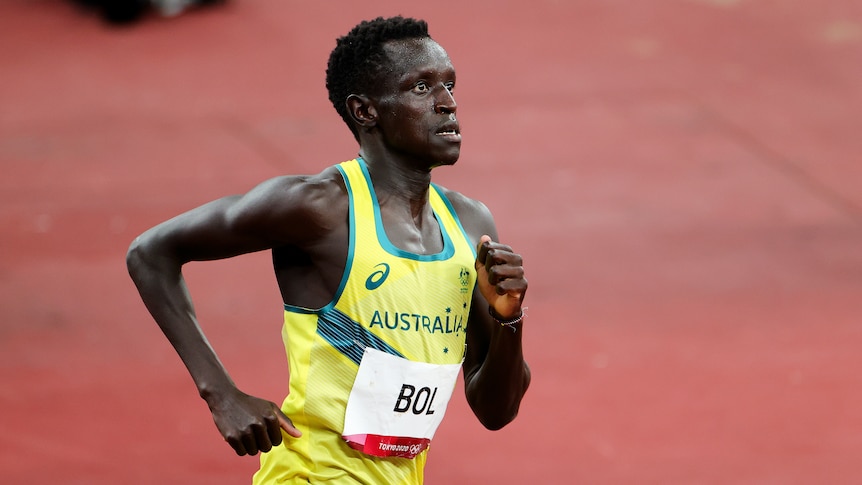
[371,38,461,168]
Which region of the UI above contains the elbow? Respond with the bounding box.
[126,232,172,283]
[478,410,519,431]
[467,365,531,431]
[467,393,524,431]
[126,235,152,282]
[126,237,144,280]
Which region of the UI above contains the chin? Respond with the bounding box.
[436,148,461,167]
[431,155,460,170]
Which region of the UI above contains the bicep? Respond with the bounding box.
[142,196,270,263]
[137,176,334,264]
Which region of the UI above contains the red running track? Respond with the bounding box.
[2,1,861,483]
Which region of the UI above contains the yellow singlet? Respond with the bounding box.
[254,158,477,484]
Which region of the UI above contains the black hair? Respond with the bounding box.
[325,16,431,138]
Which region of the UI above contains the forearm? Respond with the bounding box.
[126,238,236,400]
[464,317,531,430]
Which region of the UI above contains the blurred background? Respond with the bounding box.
[2,0,861,483]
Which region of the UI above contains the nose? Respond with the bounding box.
[434,86,457,114]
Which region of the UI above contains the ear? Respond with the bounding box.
[346,94,378,129]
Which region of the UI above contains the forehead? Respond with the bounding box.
[380,38,454,79]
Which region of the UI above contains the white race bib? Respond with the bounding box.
[342,348,462,458]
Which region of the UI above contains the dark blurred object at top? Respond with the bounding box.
[71,0,225,25]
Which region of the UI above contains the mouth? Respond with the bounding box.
[435,122,462,142]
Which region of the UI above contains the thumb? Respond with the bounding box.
[476,234,493,266]
[275,408,302,438]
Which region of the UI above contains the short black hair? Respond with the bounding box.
[326,16,431,138]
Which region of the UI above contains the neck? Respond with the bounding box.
[361,150,432,194]
[359,151,434,220]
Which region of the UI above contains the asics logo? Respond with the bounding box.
[365,263,390,290]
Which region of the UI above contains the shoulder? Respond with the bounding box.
[434,185,497,243]
[229,165,349,245]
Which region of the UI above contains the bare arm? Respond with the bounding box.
[446,193,531,430]
[126,172,342,455]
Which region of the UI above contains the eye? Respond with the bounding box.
[445,82,455,93]
[412,81,430,94]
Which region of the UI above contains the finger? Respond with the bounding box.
[276,408,303,438]
[495,277,527,299]
[485,267,527,298]
[486,261,524,286]
[253,422,274,453]
[484,252,518,277]
[476,235,492,265]
[226,435,247,456]
[242,432,260,456]
[265,413,284,447]
[488,245,518,265]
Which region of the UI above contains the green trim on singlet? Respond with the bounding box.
[356,157,456,262]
